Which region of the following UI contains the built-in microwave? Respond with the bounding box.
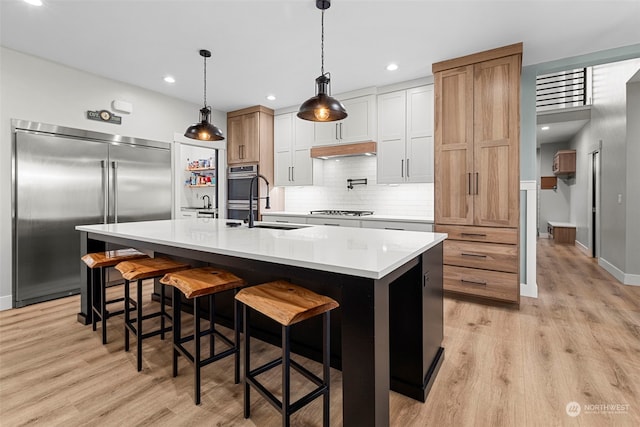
[227,164,258,220]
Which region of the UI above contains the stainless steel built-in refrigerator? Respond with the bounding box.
[12,120,172,307]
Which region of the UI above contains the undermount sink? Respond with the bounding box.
[253,223,308,230]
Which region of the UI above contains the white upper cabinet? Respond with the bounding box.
[377,85,434,184]
[313,94,377,146]
[274,113,314,187]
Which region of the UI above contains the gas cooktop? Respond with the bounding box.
[309,210,374,217]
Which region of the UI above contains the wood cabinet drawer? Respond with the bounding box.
[443,265,518,302]
[435,224,517,244]
[444,240,517,273]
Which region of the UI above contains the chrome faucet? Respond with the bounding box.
[202,194,211,209]
[248,174,271,228]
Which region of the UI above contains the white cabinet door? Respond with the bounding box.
[292,149,313,185]
[261,215,308,224]
[312,94,376,146]
[377,85,434,184]
[377,91,406,184]
[294,116,315,150]
[406,85,434,183]
[274,114,293,187]
[341,95,375,143]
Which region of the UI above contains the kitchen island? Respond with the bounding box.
[76,218,446,427]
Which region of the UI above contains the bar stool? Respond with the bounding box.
[160,266,246,405]
[235,280,339,427]
[115,257,190,372]
[81,248,148,344]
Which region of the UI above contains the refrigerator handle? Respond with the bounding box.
[112,161,118,223]
[101,160,108,224]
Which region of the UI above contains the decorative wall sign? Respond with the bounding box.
[87,109,122,124]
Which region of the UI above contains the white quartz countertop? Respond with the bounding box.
[263,211,434,223]
[76,219,446,279]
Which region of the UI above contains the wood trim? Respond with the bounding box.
[432,42,523,73]
[310,141,376,158]
[227,105,274,118]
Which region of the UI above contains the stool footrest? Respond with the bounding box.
[177,329,234,348]
[246,373,327,416]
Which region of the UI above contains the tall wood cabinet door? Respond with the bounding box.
[227,115,244,164]
[435,66,474,225]
[241,112,260,164]
[473,55,520,227]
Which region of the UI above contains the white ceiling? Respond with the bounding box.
[1,0,639,113]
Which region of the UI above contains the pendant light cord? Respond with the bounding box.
[320,9,325,76]
[203,54,207,108]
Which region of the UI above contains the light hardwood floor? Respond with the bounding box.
[1,238,639,426]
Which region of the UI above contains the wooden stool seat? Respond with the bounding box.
[160,266,246,299]
[81,248,149,345]
[236,281,338,426]
[81,248,148,269]
[115,257,190,281]
[160,267,246,405]
[235,280,339,326]
[115,257,190,372]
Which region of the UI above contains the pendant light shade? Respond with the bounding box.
[298,0,347,122]
[185,49,224,141]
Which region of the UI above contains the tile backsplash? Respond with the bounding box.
[284,156,434,217]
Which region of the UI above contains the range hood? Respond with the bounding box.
[310,141,376,159]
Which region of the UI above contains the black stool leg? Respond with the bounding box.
[91,267,98,332]
[282,325,291,427]
[172,286,181,378]
[243,304,251,419]
[136,278,143,372]
[194,297,201,405]
[234,292,240,384]
[323,311,330,427]
[100,267,108,344]
[209,294,215,357]
[124,279,130,352]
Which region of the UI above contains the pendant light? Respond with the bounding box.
[184,49,224,141]
[297,0,347,122]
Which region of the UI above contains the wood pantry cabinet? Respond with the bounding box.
[227,105,274,167]
[274,112,314,186]
[377,85,434,184]
[433,43,522,304]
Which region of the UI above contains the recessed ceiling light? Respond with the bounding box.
[163,76,176,83]
[23,0,43,5]
[386,63,398,71]
[541,126,550,130]
[266,95,276,101]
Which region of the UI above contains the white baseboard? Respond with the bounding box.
[599,258,640,286]
[0,295,12,311]
[575,240,589,255]
[520,281,538,298]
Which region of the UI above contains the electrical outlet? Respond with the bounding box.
[618,194,622,204]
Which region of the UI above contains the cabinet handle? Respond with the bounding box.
[461,252,487,258]
[384,227,404,230]
[288,167,292,182]
[475,172,479,195]
[461,232,487,237]
[406,158,410,178]
[401,159,404,177]
[467,173,471,195]
[291,166,295,181]
[461,279,487,286]
[335,123,339,141]
[324,223,340,226]
[340,122,343,140]
[275,220,289,223]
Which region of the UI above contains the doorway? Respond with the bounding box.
[589,149,601,258]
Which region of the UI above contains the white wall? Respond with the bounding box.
[626,77,640,276]
[284,156,433,218]
[0,47,225,309]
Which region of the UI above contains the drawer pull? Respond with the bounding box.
[275,220,289,223]
[461,252,487,258]
[461,233,487,237]
[461,279,487,286]
[384,227,404,231]
[324,223,340,226]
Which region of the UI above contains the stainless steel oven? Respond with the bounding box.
[227,164,258,220]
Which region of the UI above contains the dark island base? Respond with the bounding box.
[78,231,444,425]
